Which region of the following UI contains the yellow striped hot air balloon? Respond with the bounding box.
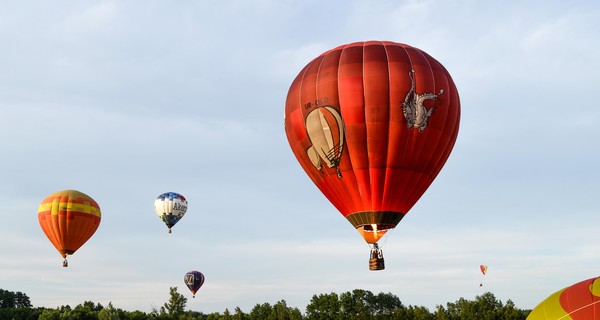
[37,190,101,267]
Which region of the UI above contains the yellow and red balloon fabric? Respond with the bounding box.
[38,190,101,263]
[284,40,460,244]
[527,276,600,320]
[480,265,488,275]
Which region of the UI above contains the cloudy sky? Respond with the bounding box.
[1,0,599,314]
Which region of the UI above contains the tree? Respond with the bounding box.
[163,286,187,318]
[372,292,403,318]
[38,309,61,320]
[305,292,340,320]
[98,302,120,320]
[0,289,32,308]
[234,306,247,320]
[249,303,272,320]
[206,312,223,320]
[223,308,233,320]
[0,287,532,319]
[339,289,375,320]
[434,305,449,320]
[439,292,527,320]
[407,305,434,320]
[502,300,529,320]
[126,310,152,320]
[269,300,302,320]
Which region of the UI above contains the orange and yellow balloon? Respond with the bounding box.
[527,275,600,319]
[37,190,101,267]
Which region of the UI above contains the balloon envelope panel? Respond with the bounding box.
[527,276,600,320]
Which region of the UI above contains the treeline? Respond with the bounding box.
[0,287,530,320]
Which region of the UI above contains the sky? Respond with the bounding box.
[1,0,600,315]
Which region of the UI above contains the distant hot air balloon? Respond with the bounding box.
[37,190,101,267]
[284,41,460,270]
[527,275,600,320]
[154,192,188,233]
[479,265,488,287]
[184,270,205,298]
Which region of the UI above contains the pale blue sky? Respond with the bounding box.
[1,0,599,314]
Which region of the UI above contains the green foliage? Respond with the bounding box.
[163,286,188,318]
[305,292,340,320]
[38,308,61,320]
[0,288,32,309]
[0,287,531,320]
[435,292,530,320]
[98,302,120,320]
[270,300,302,320]
[249,303,272,320]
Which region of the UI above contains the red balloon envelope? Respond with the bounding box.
[284,41,460,270]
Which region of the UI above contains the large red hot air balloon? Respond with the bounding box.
[284,41,460,270]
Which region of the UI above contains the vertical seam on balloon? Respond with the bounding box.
[365,40,390,211]
[394,44,415,211]
[316,51,347,213]
[360,41,371,213]
[51,198,64,255]
[297,62,309,125]
[65,197,81,254]
[315,51,324,105]
[405,49,437,208]
[40,200,60,255]
[337,43,356,215]
[296,58,320,211]
[382,41,393,211]
[338,42,366,215]
[58,195,68,253]
[423,64,459,204]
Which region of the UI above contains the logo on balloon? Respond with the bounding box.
[304,106,345,178]
[184,273,195,285]
[402,69,444,132]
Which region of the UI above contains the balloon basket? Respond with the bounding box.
[369,245,385,271]
[369,256,385,270]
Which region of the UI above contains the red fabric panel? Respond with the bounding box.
[559,277,600,319]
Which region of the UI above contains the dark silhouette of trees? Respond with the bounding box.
[433,292,530,320]
[0,288,32,308]
[0,287,530,319]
